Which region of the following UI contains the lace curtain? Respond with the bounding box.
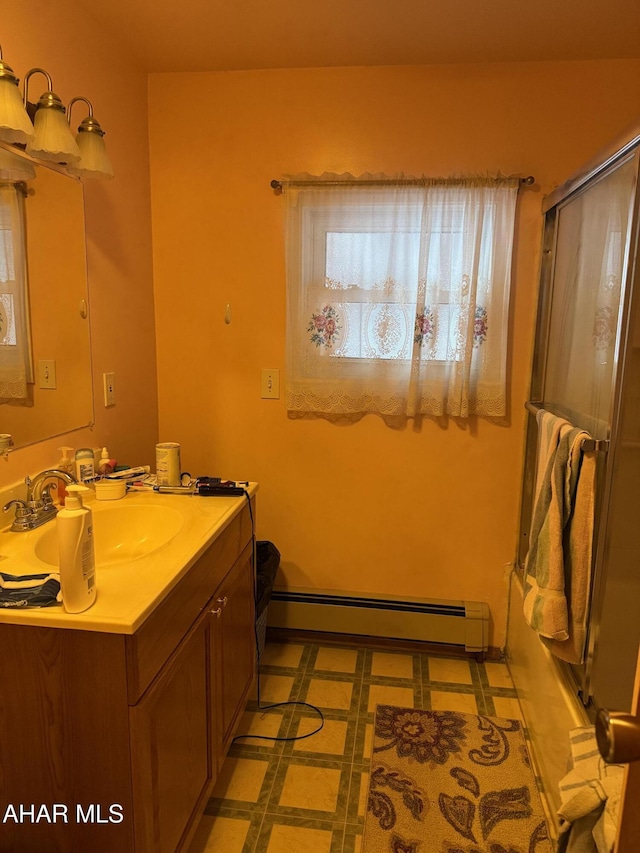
[285,177,518,420]
[0,183,31,401]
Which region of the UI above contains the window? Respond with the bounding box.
[285,179,518,420]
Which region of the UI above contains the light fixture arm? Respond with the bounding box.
[23,68,55,108]
[67,96,105,137]
[67,96,93,123]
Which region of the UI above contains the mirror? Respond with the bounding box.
[0,142,93,450]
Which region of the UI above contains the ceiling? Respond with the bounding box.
[76,0,640,73]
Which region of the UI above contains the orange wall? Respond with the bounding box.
[1,1,158,486]
[149,61,640,647]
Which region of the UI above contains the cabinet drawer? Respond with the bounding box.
[126,502,253,703]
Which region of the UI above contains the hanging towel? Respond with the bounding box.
[533,408,572,502]
[523,424,593,645]
[543,442,597,663]
[0,570,61,608]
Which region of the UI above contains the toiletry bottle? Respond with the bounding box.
[75,447,95,482]
[98,447,114,476]
[57,446,75,503]
[57,484,96,613]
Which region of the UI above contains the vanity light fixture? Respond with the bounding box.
[23,68,80,165]
[66,97,114,180]
[0,45,34,144]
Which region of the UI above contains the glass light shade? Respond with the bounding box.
[0,76,35,144]
[0,147,37,181]
[26,106,80,164]
[68,129,114,180]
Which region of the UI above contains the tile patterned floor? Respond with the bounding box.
[187,640,538,853]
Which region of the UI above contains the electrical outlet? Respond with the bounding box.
[38,359,57,389]
[103,372,116,407]
[261,368,280,399]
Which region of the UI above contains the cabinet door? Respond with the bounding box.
[130,614,212,853]
[212,541,256,762]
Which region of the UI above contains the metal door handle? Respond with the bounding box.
[596,708,640,764]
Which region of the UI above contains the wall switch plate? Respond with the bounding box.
[38,359,57,389]
[261,368,280,399]
[103,372,116,407]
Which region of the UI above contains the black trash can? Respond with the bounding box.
[255,540,280,660]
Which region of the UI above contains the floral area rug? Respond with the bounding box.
[363,705,553,853]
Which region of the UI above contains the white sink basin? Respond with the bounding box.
[34,503,185,568]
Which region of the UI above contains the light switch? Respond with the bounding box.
[38,359,57,389]
[261,369,280,399]
[103,372,116,407]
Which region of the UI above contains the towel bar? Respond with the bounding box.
[524,400,610,453]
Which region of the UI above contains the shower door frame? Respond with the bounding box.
[517,123,640,711]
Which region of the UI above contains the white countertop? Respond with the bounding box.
[0,485,257,634]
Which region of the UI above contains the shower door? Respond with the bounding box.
[518,132,640,714]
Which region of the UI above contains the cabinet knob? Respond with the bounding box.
[210,607,223,618]
[217,596,228,607]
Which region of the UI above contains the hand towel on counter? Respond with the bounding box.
[0,570,61,608]
[523,422,595,652]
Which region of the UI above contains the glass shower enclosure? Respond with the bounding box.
[517,124,640,715]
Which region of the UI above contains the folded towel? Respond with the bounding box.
[0,570,61,608]
[524,423,593,644]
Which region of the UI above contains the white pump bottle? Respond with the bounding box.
[57,484,97,613]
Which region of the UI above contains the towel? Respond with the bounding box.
[0,570,61,608]
[543,444,596,663]
[523,421,595,651]
[533,409,572,502]
[557,726,624,853]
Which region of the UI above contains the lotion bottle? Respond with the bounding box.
[57,484,97,613]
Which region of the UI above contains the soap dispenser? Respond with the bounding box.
[57,446,75,503]
[57,484,96,613]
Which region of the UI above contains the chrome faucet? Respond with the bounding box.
[3,469,77,532]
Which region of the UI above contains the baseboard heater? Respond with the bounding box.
[266,589,489,655]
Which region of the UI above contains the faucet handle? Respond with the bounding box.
[3,499,30,519]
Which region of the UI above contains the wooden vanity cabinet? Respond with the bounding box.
[0,501,256,853]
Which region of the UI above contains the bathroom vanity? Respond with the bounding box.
[0,489,257,853]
